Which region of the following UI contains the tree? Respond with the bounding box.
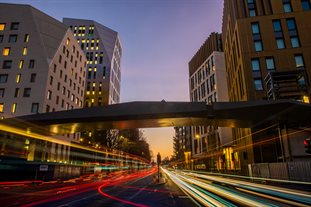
[119,129,152,161]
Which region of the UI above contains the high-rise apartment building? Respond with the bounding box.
[173,126,192,169]
[63,18,122,106]
[0,4,86,118]
[188,33,233,171]
[222,0,311,173]
[0,3,87,163]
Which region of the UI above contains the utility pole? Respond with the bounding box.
[157,152,161,182]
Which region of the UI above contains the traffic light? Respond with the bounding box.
[304,138,311,154]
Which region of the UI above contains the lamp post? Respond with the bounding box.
[157,152,161,182]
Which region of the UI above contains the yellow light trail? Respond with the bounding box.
[0,124,148,164]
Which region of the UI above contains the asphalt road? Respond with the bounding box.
[29,171,197,207]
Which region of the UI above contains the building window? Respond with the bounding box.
[0,88,4,98]
[46,105,50,113]
[265,57,275,70]
[0,103,3,113]
[273,20,282,32]
[301,0,311,10]
[14,88,19,97]
[283,0,292,12]
[0,23,5,31]
[287,18,297,31]
[251,58,260,71]
[2,47,10,56]
[2,60,12,69]
[0,75,8,83]
[276,38,285,49]
[19,60,24,69]
[24,34,29,43]
[254,79,263,90]
[30,73,36,82]
[66,38,70,45]
[16,74,21,83]
[254,40,263,51]
[8,34,17,43]
[49,76,53,85]
[251,22,260,34]
[29,59,35,68]
[11,103,17,113]
[286,19,300,48]
[290,37,300,48]
[0,35,3,43]
[22,47,27,55]
[31,103,39,113]
[10,22,19,30]
[47,90,52,100]
[23,88,31,97]
[247,0,257,17]
[295,55,305,68]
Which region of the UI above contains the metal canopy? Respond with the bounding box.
[1,100,311,136]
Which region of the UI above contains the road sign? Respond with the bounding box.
[39,165,48,171]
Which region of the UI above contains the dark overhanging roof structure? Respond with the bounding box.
[1,100,311,136]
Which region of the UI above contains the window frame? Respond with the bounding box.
[10,22,19,30]
[23,88,31,97]
[251,58,260,71]
[2,60,12,69]
[254,40,263,52]
[8,34,18,43]
[265,57,276,71]
[254,78,264,91]
[31,103,39,113]
[294,54,305,68]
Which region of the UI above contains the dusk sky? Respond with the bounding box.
[1,0,224,159]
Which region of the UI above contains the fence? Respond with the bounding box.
[250,161,311,182]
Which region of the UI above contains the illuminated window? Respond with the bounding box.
[47,90,52,100]
[24,34,29,42]
[66,38,70,45]
[0,23,5,31]
[0,103,3,112]
[16,74,21,83]
[91,98,94,103]
[86,91,90,95]
[3,47,10,56]
[19,60,24,69]
[22,47,27,55]
[92,82,96,87]
[11,103,17,113]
